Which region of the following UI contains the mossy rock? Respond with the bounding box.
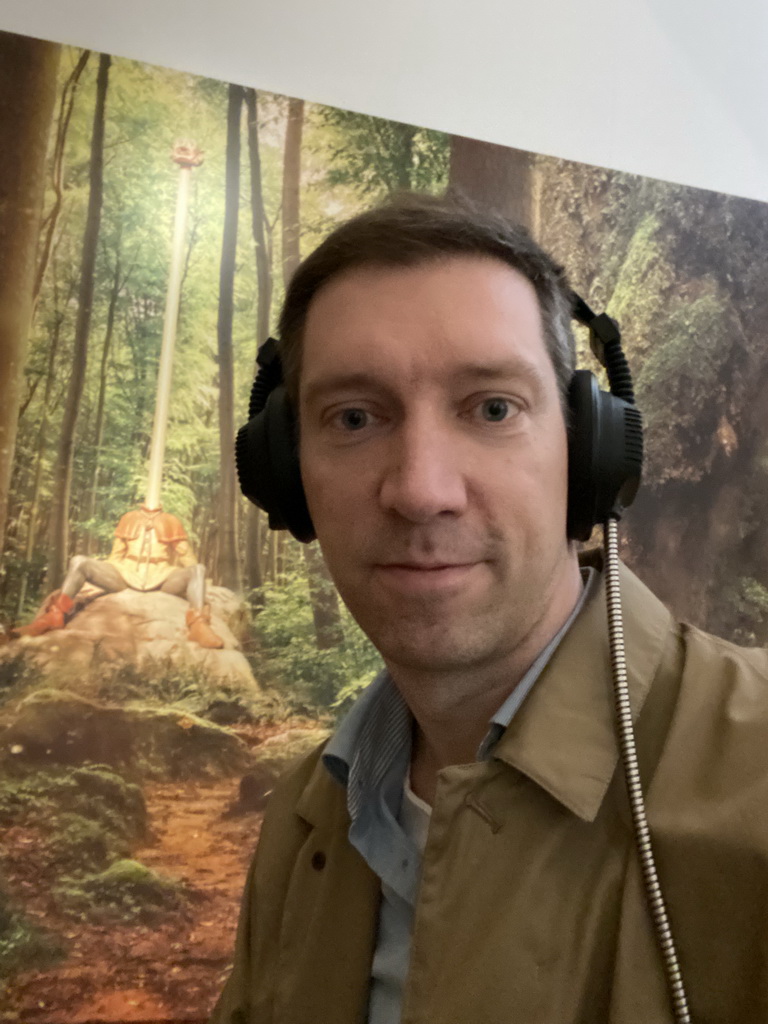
[250,728,330,788]
[0,762,146,836]
[0,763,147,876]
[2,689,250,779]
[55,858,187,923]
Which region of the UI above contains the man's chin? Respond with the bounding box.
[370,624,504,677]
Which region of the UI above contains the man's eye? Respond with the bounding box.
[339,408,369,431]
[479,398,512,422]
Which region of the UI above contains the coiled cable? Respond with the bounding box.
[604,516,692,1023]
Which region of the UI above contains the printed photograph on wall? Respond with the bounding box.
[1,24,767,1023]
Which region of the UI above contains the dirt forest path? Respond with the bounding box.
[6,776,263,1024]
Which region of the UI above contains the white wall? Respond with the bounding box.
[1,0,766,202]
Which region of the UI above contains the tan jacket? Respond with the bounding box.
[107,508,196,590]
[211,563,768,1024]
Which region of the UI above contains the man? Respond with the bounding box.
[20,504,223,648]
[213,194,768,1023]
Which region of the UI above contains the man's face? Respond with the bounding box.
[298,256,577,676]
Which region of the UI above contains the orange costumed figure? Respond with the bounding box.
[21,506,223,648]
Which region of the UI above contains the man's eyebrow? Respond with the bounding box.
[301,359,549,406]
[301,373,389,406]
[449,358,547,387]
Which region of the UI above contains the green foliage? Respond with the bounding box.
[55,858,187,923]
[318,108,450,200]
[722,577,768,645]
[0,763,147,873]
[94,652,285,723]
[607,213,673,359]
[254,567,382,712]
[331,675,378,717]
[636,288,731,485]
[0,882,65,977]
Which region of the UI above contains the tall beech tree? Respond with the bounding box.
[245,88,273,347]
[33,49,90,306]
[0,33,60,563]
[449,136,535,232]
[84,248,124,554]
[281,97,344,648]
[243,87,273,601]
[282,97,304,286]
[215,83,243,592]
[48,52,110,587]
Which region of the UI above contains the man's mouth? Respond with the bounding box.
[373,561,480,594]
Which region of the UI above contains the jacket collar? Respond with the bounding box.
[492,556,674,822]
[296,557,675,829]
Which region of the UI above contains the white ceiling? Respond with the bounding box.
[2,0,767,202]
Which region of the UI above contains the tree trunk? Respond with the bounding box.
[15,284,65,616]
[216,83,243,592]
[449,136,535,232]
[33,49,90,305]
[303,542,344,649]
[243,88,272,603]
[48,52,110,587]
[84,250,121,553]
[281,98,304,286]
[0,33,60,563]
[281,102,344,647]
[244,504,265,606]
[244,88,273,345]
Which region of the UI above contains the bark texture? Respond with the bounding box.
[48,52,110,586]
[216,83,243,592]
[0,33,60,560]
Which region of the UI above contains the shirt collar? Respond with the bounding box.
[490,556,673,822]
[477,566,597,759]
[321,557,673,826]
[324,566,598,810]
[324,672,410,822]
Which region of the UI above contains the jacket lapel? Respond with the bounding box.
[272,756,380,1024]
[492,559,674,821]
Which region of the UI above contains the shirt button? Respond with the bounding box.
[311,851,326,871]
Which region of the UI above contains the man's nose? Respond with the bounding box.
[378,415,468,523]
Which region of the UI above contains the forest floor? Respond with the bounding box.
[2,725,292,1024]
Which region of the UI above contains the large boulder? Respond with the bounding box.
[230,727,331,811]
[1,689,251,779]
[3,587,260,706]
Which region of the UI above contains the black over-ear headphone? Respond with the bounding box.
[235,293,643,544]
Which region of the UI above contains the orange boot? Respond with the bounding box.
[18,592,74,637]
[186,605,224,649]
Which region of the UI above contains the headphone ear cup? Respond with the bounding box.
[235,383,316,543]
[567,370,643,542]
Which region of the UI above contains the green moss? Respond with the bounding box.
[608,213,673,359]
[5,690,250,780]
[0,763,147,875]
[636,288,731,485]
[55,859,187,923]
[0,883,65,976]
[720,577,768,645]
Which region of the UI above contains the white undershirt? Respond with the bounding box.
[367,773,432,1023]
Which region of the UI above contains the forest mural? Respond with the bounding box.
[0,25,767,1023]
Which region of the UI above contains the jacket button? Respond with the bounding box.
[311,851,326,871]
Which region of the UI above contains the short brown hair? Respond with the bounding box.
[277,191,576,407]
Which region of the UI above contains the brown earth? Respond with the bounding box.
[2,721,313,1024]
